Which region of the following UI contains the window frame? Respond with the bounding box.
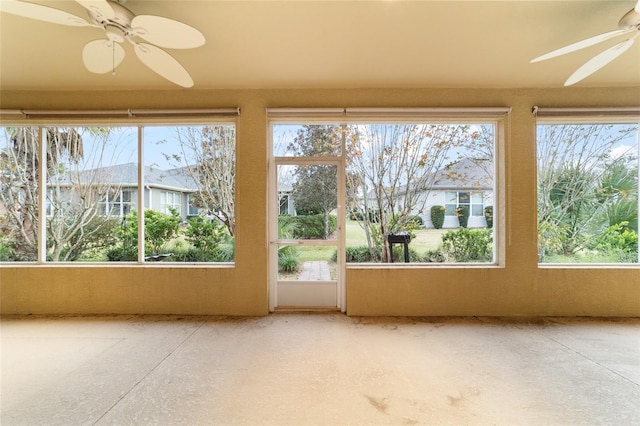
[0,113,238,266]
[267,107,509,268]
[534,109,640,267]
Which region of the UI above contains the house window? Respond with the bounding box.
[445,191,484,216]
[187,194,199,216]
[536,119,639,264]
[99,189,135,217]
[161,191,181,215]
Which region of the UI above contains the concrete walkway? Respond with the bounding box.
[297,260,331,280]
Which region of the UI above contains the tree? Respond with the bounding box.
[288,125,341,239]
[346,123,478,262]
[1,126,128,261]
[598,160,638,232]
[0,127,40,260]
[537,123,638,259]
[168,126,236,236]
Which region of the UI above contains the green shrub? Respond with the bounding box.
[279,252,300,272]
[280,214,337,239]
[422,249,446,263]
[430,205,445,229]
[336,245,378,262]
[144,208,181,254]
[484,206,493,229]
[106,244,138,261]
[591,222,638,258]
[0,237,15,261]
[184,215,228,260]
[349,210,364,221]
[408,215,423,227]
[110,208,181,261]
[456,206,469,228]
[441,228,492,262]
[59,216,120,261]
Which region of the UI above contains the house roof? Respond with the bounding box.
[364,158,493,199]
[431,158,493,189]
[53,162,199,192]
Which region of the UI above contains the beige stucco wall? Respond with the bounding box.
[1,87,639,316]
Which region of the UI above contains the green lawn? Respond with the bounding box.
[297,220,448,261]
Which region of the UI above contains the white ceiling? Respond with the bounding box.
[1,0,639,91]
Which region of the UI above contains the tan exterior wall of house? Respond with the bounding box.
[1,87,639,316]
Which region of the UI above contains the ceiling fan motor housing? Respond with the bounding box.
[87,1,134,43]
[618,8,640,30]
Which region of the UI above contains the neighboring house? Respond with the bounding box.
[280,157,493,228]
[358,158,493,229]
[416,158,493,228]
[48,162,202,221]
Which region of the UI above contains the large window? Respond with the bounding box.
[0,122,236,264]
[272,116,500,265]
[537,119,639,264]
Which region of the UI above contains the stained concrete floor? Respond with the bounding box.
[1,314,639,425]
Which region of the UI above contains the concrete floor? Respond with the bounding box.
[1,314,639,425]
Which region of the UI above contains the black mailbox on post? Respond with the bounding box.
[387,232,411,263]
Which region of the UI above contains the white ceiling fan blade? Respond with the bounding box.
[564,37,636,86]
[0,0,91,26]
[131,15,205,49]
[134,43,194,88]
[82,39,125,74]
[75,0,114,20]
[530,28,635,63]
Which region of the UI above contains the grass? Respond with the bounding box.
[297,220,450,261]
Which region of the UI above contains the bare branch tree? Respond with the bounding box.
[173,126,236,236]
[346,123,475,262]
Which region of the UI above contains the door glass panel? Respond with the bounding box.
[273,124,342,157]
[277,164,338,242]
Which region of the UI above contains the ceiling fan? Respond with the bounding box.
[531,0,640,86]
[0,0,205,88]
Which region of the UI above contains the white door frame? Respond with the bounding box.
[268,129,346,312]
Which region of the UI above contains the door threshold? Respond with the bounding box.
[274,306,342,313]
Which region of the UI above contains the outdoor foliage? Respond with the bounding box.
[430,205,445,229]
[107,210,233,262]
[287,126,340,239]
[278,214,337,239]
[440,228,493,262]
[0,126,136,262]
[159,125,236,236]
[277,216,301,272]
[333,245,379,263]
[588,222,638,263]
[537,123,638,262]
[455,206,469,228]
[184,215,226,254]
[484,206,493,229]
[345,123,494,262]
